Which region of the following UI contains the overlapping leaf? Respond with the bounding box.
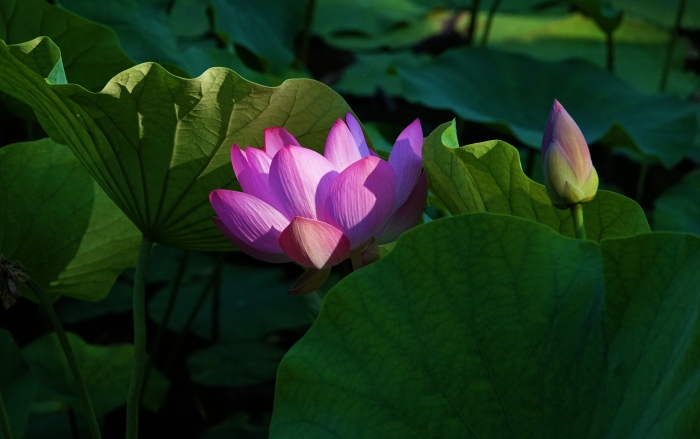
[0,138,140,301]
[0,36,354,250]
[271,213,700,438]
[423,122,650,240]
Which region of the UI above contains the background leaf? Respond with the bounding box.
[0,329,37,439]
[423,122,651,240]
[653,168,700,236]
[0,138,140,301]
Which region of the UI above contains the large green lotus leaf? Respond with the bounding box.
[22,332,169,417]
[483,12,698,96]
[271,213,700,438]
[653,169,700,236]
[0,138,140,302]
[0,329,37,439]
[423,122,650,240]
[0,37,353,250]
[0,0,134,92]
[338,47,697,168]
[613,0,700,29]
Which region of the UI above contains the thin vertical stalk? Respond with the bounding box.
[141,250,190,403]
[0,385,13,439]
[27,280,101,439]
[296,0,317,67]
[635,161,650,203]
[605,31,614,72]
[480,0,502,46]
[570,204,587,240]
[659,0,688,92]
[466,0,481,45]
[125,238,154,439]
[163,259,223,374]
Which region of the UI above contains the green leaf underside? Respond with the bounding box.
[0,138,140,302]
[22,332,169,417]
[338,47,697,168]
[423,122,650,241]
[0,329,37,438]
[0,36,354,250]
[271,212,700,438]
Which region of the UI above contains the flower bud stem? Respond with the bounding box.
[571,204,587,240]
[27,279,102,439]
[126,238,153,439]
[0,385,14,439]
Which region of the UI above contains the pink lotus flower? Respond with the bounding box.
[210,114,427,271]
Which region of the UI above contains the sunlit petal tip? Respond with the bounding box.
[388,119,425,209]
[345,113,371,158]
[376,171,428,244]
[279,217,350,270]
[324,118,364,171]
[264,127,300,158]
[230,144,248,178]
[320,156,396,249]
[209,190,290,258]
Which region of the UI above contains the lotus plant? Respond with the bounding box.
[210,114,427,289]
[542,99,598,239]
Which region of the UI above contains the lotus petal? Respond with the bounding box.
[388,119,423,210]
[279,217,350,270]
[345,113,371,158]
[324,118,364,172]
[264,127,300,158]
[376,171,428,244]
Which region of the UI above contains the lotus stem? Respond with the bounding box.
[571,204,587,240]
[605,31,614,72]
[141,249,190,405]
[635,160,650,203]
[466,0,481,45]
[296,0,317,66]
[126,238,154,439]
[163,258,223,374]
[27,280,102,439]
[480,0,502,46]
[660,0,688,91]
[0,384,13,439]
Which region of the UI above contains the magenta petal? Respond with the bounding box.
[213,217,291,263]
[264,127,300,158]
[231,145,280,212]
[324,118,364,172]
[376,171,428,244]
[320,156,396,249]
[345,113,371,158]
[388,118,423,210]
[210,190,290,259]
[279,217,350,269]
[269,146,338,220]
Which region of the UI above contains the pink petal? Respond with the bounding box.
[319,156,396,249]
[376,171,428,244]
[345,113,371,158]
[210,190,290,259]
[230,145,280,212]
[324,118,364,172]
[269,145,338,220]
[279,217,350,270]
[264,127,300,158]
[388,119,423,210]
[213,217,291,263]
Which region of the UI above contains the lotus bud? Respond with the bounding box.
[541,100,599,209]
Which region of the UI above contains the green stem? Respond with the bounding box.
[605,31,614,72]
[141,250,190,404]
[295,0,317,67]
[163,259,223,374]
[27,280,102,439]
[0,384,13,439]
[635,161,650,203]
[570,204,587,240]
[659,0,687,92]
[466,0,481,45]
[125,238,154,439]
[480,0,502,46]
